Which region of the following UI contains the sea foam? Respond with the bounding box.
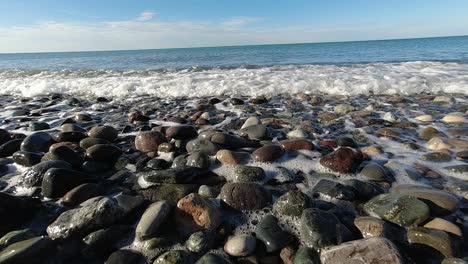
[0,61,467,99]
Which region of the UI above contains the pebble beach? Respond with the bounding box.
[0,92,466,263]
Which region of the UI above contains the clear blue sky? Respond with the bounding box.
[0,0,467,53]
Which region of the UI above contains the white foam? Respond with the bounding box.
[0,61,467,99]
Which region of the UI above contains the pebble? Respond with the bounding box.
[240,124,269,140]
[88,125,118,141]
[135,131,166,152]
[0,236,54,264]
[234,165,265,183]
[280,139,315,151]
[286,129,308,139]
[135,201,173,241]
[20,132,52,153]
[241,116,261,129]
[293,247,319,264]
[360,162,391,182]
[216,149,250,165]
[106,249,145,264]
[273,190,309,216]
[186,231,212,253]
[363,193,430,227]
[224,234,256,257]
[175,193,222,234]
[166,125,198,140]
[424,218,462,236]
[220,182,271,210]
[41,168,92,198]
[442,113,466,123]
[255,214,291,252]
[186,139,219,155]
[86,144,122,162]
[12,151,43,167]
[311,179,355,200]
[415,114,434,122]
[319,147,363,173]
[407,227,456,257]
[422,152,452,162]
[195,253,229,264]
[252,145,284,163]
[186,152,211,169]
[334,104,355,115]
[320,237,403,264]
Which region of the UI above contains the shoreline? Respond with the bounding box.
[0,92,467,263]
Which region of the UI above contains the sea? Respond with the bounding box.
[0,35,467,99]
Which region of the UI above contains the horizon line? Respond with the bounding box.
[1,34,467,55]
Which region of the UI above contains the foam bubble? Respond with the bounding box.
[0,61,467,99]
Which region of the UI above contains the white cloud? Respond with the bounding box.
[222,17,261,29]
[135,11,155,22]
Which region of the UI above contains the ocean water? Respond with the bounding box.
[0,36,467,98]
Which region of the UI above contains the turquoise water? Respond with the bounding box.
[0,36,467,70]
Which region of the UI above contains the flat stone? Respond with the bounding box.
[300,208,352,248]
[407,227,457,257]
[424,218,462,236]
[135,201,173,241]
[280,139,315,151]
[224,234,256,257]
[442,114,466,123]
[415,114,434,122]
[392,184,459,215]
[363,193,430,227]
[320,237,403,264]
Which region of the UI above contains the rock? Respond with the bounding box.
[422,152,452,162]
[234,165,265,183]
[60,123,86,133]
[360,162,391,182]
[135,201,173,241]
[280,246,295,264]
[334,104,355,115]
[252,145,284,163]
[154,250,190,264]
[240,124,269,140]
[363,193,430,227]
[53,131,87,142]
[12,151,43,167]
[61,183,101,207]
[186,231,212,253]
[220,183,271,210]
[392,184,459,215]
[88,125,118,141]
[376,128,400,137]
[407,227,457,257]
[280,139,315,151]
[158,143,175,153]
[79,137,109,149]
[166,126,198,140]
[336,136,357,148]
[86,144,122,162]
[311,179,355,200]
[216,150,250,165]
[319,147,363,173]
[41,145,83,168]
[428,137,468,151]
[424,218,462,237]
[241,116,261,129]
[137,184,198,203]
[255,215,291,252]
[186,152,211,169]
[82,160,113,174]
[42,168,93,198]
[140,167,205,184]
[0,193,40,236]
[0,236,54,264]
[128,111,150,123]
[49,142,81,152]
[300,208,352,248]
[135,131,166,152]
[293,247,319,264]
[415,114,434,122]
[344,179,385,200]
[198,185,219,198]
[420,126,444,140]
[0,229,36,249]
[210,132,257,149]
[273,190,309,216]
[106,249,145,264]
[224,234,256,257]
[0,129,11,146]
[146,159,170,170]
[29,121,50,131]
[383,112,399,123]
[196,253,229,264]
[442,114,466,123]
[19,160,72,187]
[354,216,404,242]
[175,193,221,235]
[442,258,467,264]
[186,139,218,155]
[445,165,468,173]
[320,237,403,264]
[20,132,52,153]
[456,150,468,160]
[0,139,22,158]
[46,197,124,239]
[287,129,308,139]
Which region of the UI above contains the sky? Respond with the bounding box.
[0,0,467,53]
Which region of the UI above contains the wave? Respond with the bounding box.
[0,61,467,99]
